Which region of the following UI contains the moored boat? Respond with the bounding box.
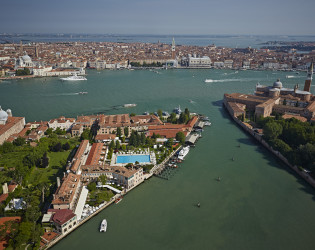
[178,146,190,160]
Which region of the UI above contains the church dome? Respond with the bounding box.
[273,79,282,89]
[0,106,8,122]
[21,55,32,62]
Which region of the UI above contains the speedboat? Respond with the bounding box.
[60,73,87,81]
[79,92,88,95]
[100,219,107,232]
[204,79,213,83]
[124,104,137,108]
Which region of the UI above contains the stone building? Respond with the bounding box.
[0,107,25,145]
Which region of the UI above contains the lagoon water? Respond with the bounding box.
[1,69,315,249]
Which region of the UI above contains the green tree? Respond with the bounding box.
[1,141,14,153]
[263,122,283,141]
[98,175,107,185]
[13,136,26,146]
[62,142,70,151]
[168,112,177,124]
[45,128,53,135]
[157,109,163,118]
[116,127,122,137]
[124,127,129,137]
[41,152,49,168]
[109,140,115,151]
[87,182,97,192]
[115,140,120,150]
[176,132,186,145]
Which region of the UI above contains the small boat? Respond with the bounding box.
[78,92,88,95]
[162,111,170,116]
[115,197,123,204]
[204,122,211,126]
[204,79,213,83]
[217,177,221,182]
[99,219,107,232]
[143,112,149,115]
[197,203,200,208]
[60,73,87,81]
[286,75,294,79]
[178,146,190,161]
[124,104,137,108]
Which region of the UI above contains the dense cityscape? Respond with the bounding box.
[1,0,315,249]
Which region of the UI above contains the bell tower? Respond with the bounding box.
[304,62,313,92]
[171,37,176,60]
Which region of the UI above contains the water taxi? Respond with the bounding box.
[100,219,107,232]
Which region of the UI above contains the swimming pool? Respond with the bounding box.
[116,155,151,164]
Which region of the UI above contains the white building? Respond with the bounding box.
[15,54,33,69]
[48,116,76,131]
[188,56,211,68]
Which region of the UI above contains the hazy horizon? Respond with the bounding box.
[1,0,314,36]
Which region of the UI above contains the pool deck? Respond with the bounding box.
[111,149,156,166]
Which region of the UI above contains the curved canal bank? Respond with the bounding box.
[1,69,315,250]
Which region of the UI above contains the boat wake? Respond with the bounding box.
[205,78,261,83]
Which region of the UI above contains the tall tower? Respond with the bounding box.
[304,62,313,92]
[35,44,39,58]
[171,37,176,60]
[19,40,23,55]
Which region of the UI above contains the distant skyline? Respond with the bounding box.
[1,0,315,36]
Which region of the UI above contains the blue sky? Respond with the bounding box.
[1,0,314,35]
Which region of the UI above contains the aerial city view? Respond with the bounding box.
[1,0,315,249]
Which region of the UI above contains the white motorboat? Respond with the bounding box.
[124,104,137,108]
[178,146,190,160]
[60,73,87,81]
[204,79,213,83]
[285,75,294,79]
[100,219,107,232]
[174,105,182,114]
[204,122,211,126]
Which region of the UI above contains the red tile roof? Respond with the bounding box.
[51,209,75,225]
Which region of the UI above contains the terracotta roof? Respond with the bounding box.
[0,117,24,136]
[85,143,104,165]
[282,114,308,122]
[51,209,75,225]
[95,134,116,141]
[0,193,8,204]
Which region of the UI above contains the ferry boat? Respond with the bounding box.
[124,104,137,108]
[60,73,87,81]
[99,219,107,232]
[178,146,190,160]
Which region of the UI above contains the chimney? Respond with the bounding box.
[2,183,8,194]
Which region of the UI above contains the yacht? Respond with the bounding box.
[60,73,87,81]
[174,105,182,114]
[99,219,107,232]
[178,146,190,160]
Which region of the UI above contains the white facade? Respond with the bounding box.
[188,56,211,68]
[48,116,76,131]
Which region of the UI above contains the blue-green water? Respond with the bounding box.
[1,69,315,250]
[116,155,150,164]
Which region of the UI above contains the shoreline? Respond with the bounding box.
[42,144,184,249]
[223,102,315,189]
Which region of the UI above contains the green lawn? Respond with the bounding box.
[0,147,31,168]
[26,151,70,186]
